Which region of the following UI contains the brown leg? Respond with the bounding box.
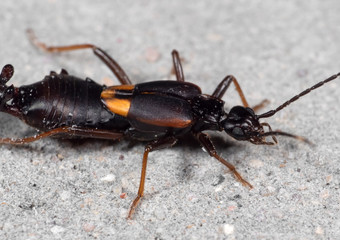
[127,136,178,219]
[195,132,253,189]
[0,126,123,144]
[212,75,270,111]
[26,29,132,85]
[212,75,250,107]
[171,50,185,82]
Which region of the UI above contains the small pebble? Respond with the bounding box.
[60,190,71,201]
[100,174,116,182]
[315,226,324,235]
[320,190,329,199]
[326,175,332,183]
[215,185,223,192]
[223,224,234,235]
[206,33,223,42]
[154,207,166,220]
[120,192,127,199]
[83,223,95,232]
[249,159,264,168]
[51,226,65,234]
[145,47,160,62]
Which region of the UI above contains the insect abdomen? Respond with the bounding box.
[16,72,129,131]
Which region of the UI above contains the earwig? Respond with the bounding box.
[0,30,338,219]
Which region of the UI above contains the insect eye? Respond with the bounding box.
[232,127,244,137]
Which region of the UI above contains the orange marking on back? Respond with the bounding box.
[101,85,135,99]
[101,89,116,98]
[103,98,131,117]
[135,116,192,128]
[110,85,134,91]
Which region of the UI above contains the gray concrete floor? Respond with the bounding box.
[0,1,340,239]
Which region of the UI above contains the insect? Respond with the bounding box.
[0,30,339,219]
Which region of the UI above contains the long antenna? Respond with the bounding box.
[258,72,340,119]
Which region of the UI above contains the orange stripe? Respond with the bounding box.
[101,85,135,99]
[102,98,131,117]
[110,85,134,90]
[136,117,192,128]
[101,88,116,98]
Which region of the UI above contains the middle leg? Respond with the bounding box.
[128,136,178,219]
[171,50,185,82]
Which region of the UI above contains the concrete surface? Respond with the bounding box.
[0,1,339,239]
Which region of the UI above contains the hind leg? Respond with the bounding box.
[27,29,131,85]
[0,126,124,144]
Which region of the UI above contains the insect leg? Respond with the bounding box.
[195,132,253,189]
[212,75,269,111]
[128,136,178,219]
[92,48,132,85]
[212,75,250,107]
[26,29,131,85]
[171,50,185,82]
[0,126,123,144]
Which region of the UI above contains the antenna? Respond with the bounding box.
[258,72,340,119]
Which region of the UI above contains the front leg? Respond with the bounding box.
[212,75,269,112]
[212,75,249,107]
[194,132,253,189]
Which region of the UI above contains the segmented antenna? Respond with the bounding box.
[258,72,340,119]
